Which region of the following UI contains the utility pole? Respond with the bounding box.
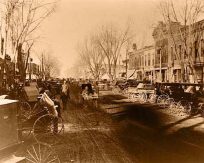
[126,49,128,80]
[29,57,33,81]
[160,48,162,82]
[126,41,131,80]
[41,53,44,80]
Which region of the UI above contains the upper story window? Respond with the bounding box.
[194,41,198,58]
[201,39,204,57]
[148,53,151,66]
[156,49,161,64]
[178,45,182,59]
[171,47,175,60]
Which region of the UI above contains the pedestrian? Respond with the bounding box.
[66,80,71,100]
[61,80,68,110]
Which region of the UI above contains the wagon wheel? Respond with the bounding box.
[168,101,177,110]
[132,94,140,102]
[122,88,128,95]
[157,95,169,108]
[20,101,32,122]
[33,114,64,145]
[112,86,120,94]
[148,94,157,104]
[128,93,132,99]
[26,143,60,163]
[165,98,175,109]
[32,102,47,117]
[138,93,147,104]
[128,93,134,102]
[182,101,193,115]
[19,102,32,140]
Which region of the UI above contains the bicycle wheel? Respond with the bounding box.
[33,114,64,145]
[26,143,60,163]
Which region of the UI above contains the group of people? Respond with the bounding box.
[37,79,70,111]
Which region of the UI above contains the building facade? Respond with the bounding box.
[129,20,204,83]
[154,20,204,83]
[128,45,155,82]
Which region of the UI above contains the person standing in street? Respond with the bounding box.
[61,80,69,110]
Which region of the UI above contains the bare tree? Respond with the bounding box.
[37,51,60,79]
[93,23,133,81]
[78,38,105,80]
[44,54,60,78]
[1,0,56,81]
[159,0,204,82]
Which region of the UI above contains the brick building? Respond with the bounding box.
[128,20,204,83]
[128,45,155,82]
[153,20,204,83]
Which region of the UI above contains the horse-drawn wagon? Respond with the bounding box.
[128,82,155,103]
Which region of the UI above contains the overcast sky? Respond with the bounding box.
[34,0,163,77]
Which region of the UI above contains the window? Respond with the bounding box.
[201,39,204,57]
[194,41,198,58]
[148,54,151,66]
[178,45,182,59]
[174,45,177,60]
[184,49,187,59]
[171,47,174,61]
[156,49,161,64]
[152,54,155,65]
[144,55,146,66]
[161,48,168,64]
[189,46,192,58]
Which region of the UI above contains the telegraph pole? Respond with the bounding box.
[160,48,162,82]
[41,53,44,80]
[125,48,128,80]
[29,57,33,81]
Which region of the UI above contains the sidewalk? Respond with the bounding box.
[98,90,204,139]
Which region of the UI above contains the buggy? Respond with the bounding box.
[81,83,99,108]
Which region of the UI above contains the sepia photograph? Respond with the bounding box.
[1,0,204,162]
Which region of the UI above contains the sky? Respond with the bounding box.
[34,0,163,77]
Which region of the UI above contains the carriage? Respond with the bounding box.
[127,82,155,103]
[0,97,62,162]
[155,82,204,115]
[3,81,65,146]
[81,83,99,108]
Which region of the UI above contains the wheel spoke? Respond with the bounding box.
[26,157,37,163]
[27,149,38,162]
[32,145,39,161]
[39,144,41,162]
[47,157,58,163]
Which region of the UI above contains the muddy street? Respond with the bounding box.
[16,84,204,163]
[55,84,204,163]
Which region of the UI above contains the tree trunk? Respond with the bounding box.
[17,43,25,82]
